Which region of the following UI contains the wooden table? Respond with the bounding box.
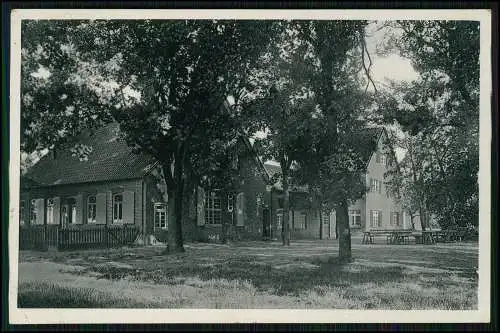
[362,230,413,245]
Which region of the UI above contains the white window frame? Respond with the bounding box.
[87,195,97,223]
[380,154,387,165]
[62,197,77,225]
[371,210,381,227]
[322,212,330,225]
[349,210,361,227]
[294,211,307,230]
[46,198,54,224]
[391,212,400,227]
[113,193,123,223]
[371,179,381,193]
[276,209,283,231]
[154,202,168,230]
[227,194,234,212]
[204,190,222,225]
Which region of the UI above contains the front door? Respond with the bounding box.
[61,198,76,228]
[262,208,271,239]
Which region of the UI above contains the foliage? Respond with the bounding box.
[21,20,282,251]
[376,20,480,230]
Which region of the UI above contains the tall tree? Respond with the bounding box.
[296,21,371,261]
[376,20,480,230]
[21,20,281,252]
[245,20,374,260]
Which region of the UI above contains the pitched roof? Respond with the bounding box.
[263,163,281,181]
[361,127,384,167]
[24,123,157,187]
[263,162,309,192]
[240,136,271,183]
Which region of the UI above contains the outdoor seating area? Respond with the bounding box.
[361,229,470,245]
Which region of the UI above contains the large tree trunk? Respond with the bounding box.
[163,156,186,253]
[282,172,291,246]
[337,198,352,262]
[418,206,427,231]
[166,185,185,253]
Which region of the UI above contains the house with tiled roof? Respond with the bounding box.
[263,127,407,241]
[20,122,273,246]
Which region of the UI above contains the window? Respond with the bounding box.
[380,154,387,165]
[349,210,361,227]
[256,193,263,215]
[370,210,382,227]
[154,203,168,230]
[276,210,283,232]
[322,212,330,225]
[227,194,234,212]
[46,198,54,224]
[294,211,307,230]
[87,195,97,223]
[391,212,400,227]
[204,191,222,225]
[375,153,381,163]
[113,194,123,223]
[370,179,381,193]
[278,198,284,208]
[30,199,37,224]
[20,200,25,225]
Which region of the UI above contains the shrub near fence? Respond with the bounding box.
[19,225,140,251]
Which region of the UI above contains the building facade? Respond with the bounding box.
[263,127,408,241]
[20,122,272,245]
[20,123,410,246]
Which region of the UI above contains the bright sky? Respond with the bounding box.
[365,21,419,87]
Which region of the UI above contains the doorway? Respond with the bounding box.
[61,198,76,228]
[262,208,271,239]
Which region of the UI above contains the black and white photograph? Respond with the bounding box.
[8,8,492,324]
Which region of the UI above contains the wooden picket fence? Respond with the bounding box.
[19,224,140,251]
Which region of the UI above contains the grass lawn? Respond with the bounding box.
[18,238,478,309]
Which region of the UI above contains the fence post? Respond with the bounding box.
[105,223,109,249]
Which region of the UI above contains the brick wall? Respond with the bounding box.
[20,178,144,231]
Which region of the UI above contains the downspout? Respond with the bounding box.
[142,179,146,243]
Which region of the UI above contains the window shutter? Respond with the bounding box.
[370,210,374,227]
[96,193,107,224]
[236,192,245,226]
[197,187,205,226]
[378,181,382,193]
[52,197,61,225]
[36,199,45,225]
[123,190,135,224]
[379,211,383,227]
[74,194,84,224]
